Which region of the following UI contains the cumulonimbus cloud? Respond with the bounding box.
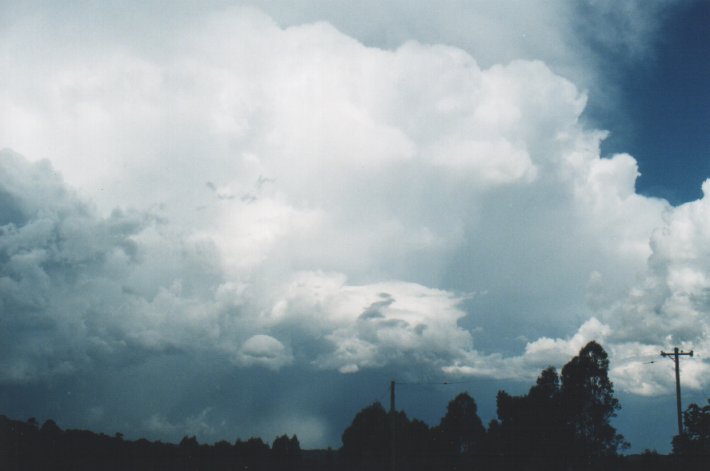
[0,6,708,409]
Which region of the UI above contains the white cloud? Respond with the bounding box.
[447,176,710,393]
[236,335,293,370]
[266,271,473,373]
[595,181,710,393]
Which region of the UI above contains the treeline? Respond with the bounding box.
[0,417,310,471]
[2,341,710,470]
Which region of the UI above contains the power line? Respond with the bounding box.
[615,353,661,364]
[394,379,480,386]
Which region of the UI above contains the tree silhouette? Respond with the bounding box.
[494,343,626,470]
[431,392,485,470]
[341,401,389,467]
[235,437,270,469]
[496,367,566,470]
[272,433,301,469]
[672,398,710,467]
[560,341,627,465]
[340,401,432,471]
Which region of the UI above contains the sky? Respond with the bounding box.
[1,0,709,454]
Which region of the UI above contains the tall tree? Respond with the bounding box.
[560,341,627,463]
[341,401,389,467]
[672,398,710,462]
[431,392,485,470]
[495,367,566,470]
[495,343,625,470]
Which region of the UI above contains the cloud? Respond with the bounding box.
[268,271,473,373]
[236,335,293,370]
[448,177,710,394]
[0,3,707,448]
[599,180,710,394]
[0,4,688,380]
[0,149,151,382]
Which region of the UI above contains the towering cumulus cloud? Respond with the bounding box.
[0,4,706,447]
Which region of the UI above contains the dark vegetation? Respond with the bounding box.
[1,341,709,470]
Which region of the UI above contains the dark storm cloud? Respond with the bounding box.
[0,150,149,382]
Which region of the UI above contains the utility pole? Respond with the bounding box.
[390,381,397,471]
[390,380,396,471]
[660,347,693,436]
[390,380,396,415]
